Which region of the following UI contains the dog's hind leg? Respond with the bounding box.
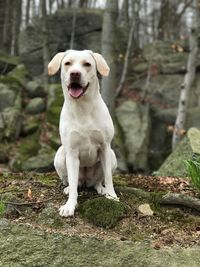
[54,145,68,187]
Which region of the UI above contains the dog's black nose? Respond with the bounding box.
[70,71,81,79]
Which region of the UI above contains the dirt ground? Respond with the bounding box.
[0,172,200,249]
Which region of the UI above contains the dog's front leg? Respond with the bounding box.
[101,145,118,200]
[59,149,79,217]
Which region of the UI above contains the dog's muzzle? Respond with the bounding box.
[67,82,89,99]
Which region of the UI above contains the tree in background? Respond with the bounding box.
[101,0,118,116]
[172,0,200,150]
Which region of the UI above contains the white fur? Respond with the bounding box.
[49,50,118,217]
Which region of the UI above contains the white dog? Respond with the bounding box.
[48,50,118,217]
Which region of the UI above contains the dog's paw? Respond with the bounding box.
[105,194,119,202]
[104,190,119,201]
[95,183,106,196]
[63,186,69,195]
[59,202,76,217]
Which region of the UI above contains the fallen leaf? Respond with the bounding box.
[27,188,32,200]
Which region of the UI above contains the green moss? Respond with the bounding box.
[34,174,57,187]
[47,84,63,126]
[113,174,128,187]
[158,136,193,177]
[7,64,29,86]
[19,132,41,158]
[0,202,5,217]
[0,53,19,65]
[79,197,127,228]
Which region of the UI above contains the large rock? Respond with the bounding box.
[21,145,55,172]
[25,97,46,114]
[116,101,150,171]
[47,84,63,126]
[25,80,45,98]
[157,127,200,177]
[1,107,22,141]
[19,9,103,76]
[0,83,16,111]
[0,53,19,74]
[1,224,200,267]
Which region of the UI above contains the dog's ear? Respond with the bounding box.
[92,53,110,76]
[48,52,65,75]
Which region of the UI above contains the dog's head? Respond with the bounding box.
[48,50,110,99]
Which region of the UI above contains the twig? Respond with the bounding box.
[159,192,200,211]
[115,5,136,98]
[3,198,55,206]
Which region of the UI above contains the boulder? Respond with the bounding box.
[116,101,150,171]
[25,80,45,98]
[21,115,40,136]
[1,107,22,141]
[0,53,19,74]
[25,97,46,114]
[21,145,55,172]
[7,64,29,86]
[47,84,63,126]
[157,127,200,177]
[19,9,103,76]
[10,132,41,171]
[0,83,16,111]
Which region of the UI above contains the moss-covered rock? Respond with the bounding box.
[79,197,127,228]
[10,132,41,171]
[1,224,200,267]
[7,63,29,86]
[116,101,150,171]
[0,83,16,111]
[0,53,19,74]
[2,107,22,141]
[25,80,45,98]
[47,84,63,126]
[21,115,40,136]
[37,203,63,228]
[157,127,200,177]
[25,97,46,114]
[21,145,55,172]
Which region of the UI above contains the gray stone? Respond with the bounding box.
[0,83,16,111]
[1,107,22,140]
[37,203,63,228]
[0,224,200,267]
[19,10,103,76]
[21,145,55,172]
[116,101,150,171]
[21,115,40,136]
[25,97,46,114]
[26,80,45,98]
[158,127,200,177]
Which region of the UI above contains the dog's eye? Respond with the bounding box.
[64,61,71,66]
[83,62,91,67]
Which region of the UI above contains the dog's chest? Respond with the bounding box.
[69,129,104,167]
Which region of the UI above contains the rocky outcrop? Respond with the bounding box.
[158,128,200,177]
[19,9,103,76]
[1,223,200,267]
[116,101,150,172]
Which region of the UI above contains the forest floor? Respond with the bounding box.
[0,172,200,266]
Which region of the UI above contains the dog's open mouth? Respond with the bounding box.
[68,83,89,99]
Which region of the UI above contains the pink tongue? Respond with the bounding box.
[69,88,83,98]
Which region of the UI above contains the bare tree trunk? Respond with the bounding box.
[172,1,199,150]
[25,0,31,26]
[69,5,77,49]
[115,3,135,98]
[0,0,6,51]
[3,0,14,54]
[12,0,22,55]
[101,0,118,116]
[41,0,49,88]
